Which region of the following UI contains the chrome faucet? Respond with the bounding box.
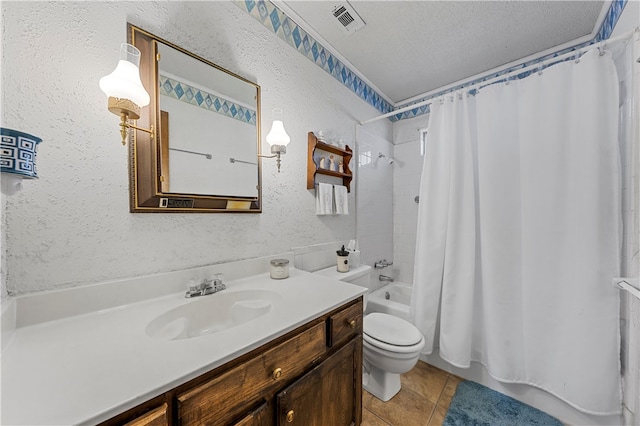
[185,274,226,298]
[379,274,394,283]
[374,259,393,269]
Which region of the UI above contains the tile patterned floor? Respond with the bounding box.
[362,361,462,426]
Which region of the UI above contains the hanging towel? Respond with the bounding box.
[334,185,349,215]
[316,182,334,215]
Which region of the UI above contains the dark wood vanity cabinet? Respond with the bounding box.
[100,298,363,426]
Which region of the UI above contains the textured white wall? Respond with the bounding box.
[1,195,6,299]
[0,1,391,297]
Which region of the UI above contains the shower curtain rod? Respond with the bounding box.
[359,27,639,126]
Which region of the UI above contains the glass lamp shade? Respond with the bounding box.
[266,120,290,147]
[99,43,150,107]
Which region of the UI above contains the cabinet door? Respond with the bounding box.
[231,401,269,426]
[276,339,360,426]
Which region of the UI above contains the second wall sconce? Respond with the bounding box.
[99,43,154,145]
[259,108,290,173]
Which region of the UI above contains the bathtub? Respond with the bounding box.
[365,282,412,321]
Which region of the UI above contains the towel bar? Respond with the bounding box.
[613,278,640,300]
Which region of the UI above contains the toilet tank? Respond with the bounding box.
[314,265,372,288]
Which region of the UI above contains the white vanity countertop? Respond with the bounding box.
[1,268,366,425]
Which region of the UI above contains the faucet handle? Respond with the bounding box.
[188,279,200,292]
[374,259,394,269]
[209,273,226,291]
[185,279,201,297]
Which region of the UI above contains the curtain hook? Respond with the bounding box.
[598,45,605,56]
[537,61,544,76]
[574,50,581,63]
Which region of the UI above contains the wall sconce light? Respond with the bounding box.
[259,108,290,173]
[99,43,154,145]
[1,128,43,195]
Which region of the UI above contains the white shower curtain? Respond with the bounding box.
[411,49,622,415]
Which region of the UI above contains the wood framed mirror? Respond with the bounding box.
[128,24,262,213]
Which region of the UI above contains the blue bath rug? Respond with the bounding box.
[443,380,563,426]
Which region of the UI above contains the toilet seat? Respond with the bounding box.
[363,313,424,353]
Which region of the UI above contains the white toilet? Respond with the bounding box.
[314,264,425,401]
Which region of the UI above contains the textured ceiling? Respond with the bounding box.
[281,1,606,104]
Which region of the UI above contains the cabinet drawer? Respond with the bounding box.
[327,299,363,347]
[123,403,168,426]
[177,321,326,426]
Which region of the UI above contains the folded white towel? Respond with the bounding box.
[334,185,349,215]
[316,182,334,215]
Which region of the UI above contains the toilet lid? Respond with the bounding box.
[363,313,423,346]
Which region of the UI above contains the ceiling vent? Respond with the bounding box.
[330,2,365,36]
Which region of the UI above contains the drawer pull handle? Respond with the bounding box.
[349,319,356,329]
[272,367,283,380]
[286,409,295,423]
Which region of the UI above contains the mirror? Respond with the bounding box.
[128,24,262,212]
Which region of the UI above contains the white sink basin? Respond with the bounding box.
[146,289,280,340]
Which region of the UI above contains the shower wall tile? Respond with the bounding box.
[393,138,424,284]
[392,118,428,256]
[357,130,394,272]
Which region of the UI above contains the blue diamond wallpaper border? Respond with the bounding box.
[159,75,257,126]
[596,0,628,42]
[234,0,393,117]
[235,0,628,122]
